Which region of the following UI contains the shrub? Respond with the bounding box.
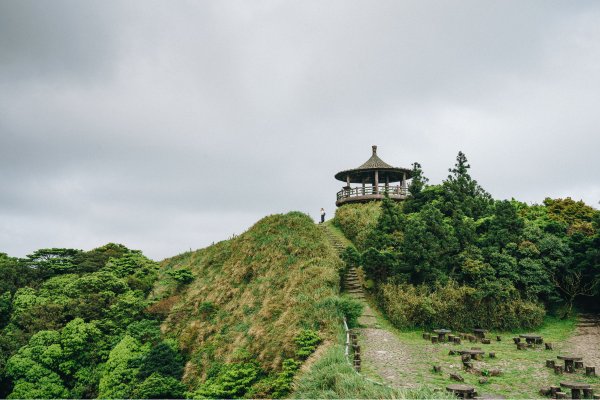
[295,330,322,359]
[133,373,186,399]
[253,358,301,398]
[192,362,262,399]
[334,203,381,250]
[318,296,364,328]
[378,281,545,331]
[167,268,194,286]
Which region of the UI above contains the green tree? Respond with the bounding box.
[98,335,148,399]
[134,372,186,399]
[441,151,492,220]
[138,340,184,380]
[24,248,83,278]
[403,162,430,213]
[400,204,458,284]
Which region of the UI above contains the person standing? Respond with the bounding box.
[320,208,326,224]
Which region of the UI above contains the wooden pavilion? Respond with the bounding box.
[334,145,412,206]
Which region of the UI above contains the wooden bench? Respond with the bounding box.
[560,381,592,399]
[447,384,476,399]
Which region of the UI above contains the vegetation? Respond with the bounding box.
[0,212,351,399]
[363,307,585,399]
[293,329,454,399]
[1,152,598,399]
[334,202,381,251]
[152,212,348,398]
[335,152,600,330]
[0,243,186,399]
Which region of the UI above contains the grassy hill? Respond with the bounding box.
[333,202,381,251]
[150,212,345,396]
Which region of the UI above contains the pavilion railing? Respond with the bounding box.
[336,184,408,201]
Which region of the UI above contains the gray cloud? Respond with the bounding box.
[1,0,599,260]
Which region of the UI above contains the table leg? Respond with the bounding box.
[571,388,581,399]
[438,333,445,342]
[565,360,575,373]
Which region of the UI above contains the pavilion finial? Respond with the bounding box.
[372,145,377,155]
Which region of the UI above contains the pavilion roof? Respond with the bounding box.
[334,145,412,183]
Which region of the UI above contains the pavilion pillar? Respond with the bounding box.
[385,175,389,192]
[362,179,365,195]
[346,174,350,187]
[374,170,379,194]
[402,172,407,192]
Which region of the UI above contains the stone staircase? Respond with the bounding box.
[319,223,347,255]
[344,267,366,300]
[319,223,378,328]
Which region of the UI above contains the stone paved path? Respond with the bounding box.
[565,314,600,368]
[320,224,416,388]
[345,267,416,388]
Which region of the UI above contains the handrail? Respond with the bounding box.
[337,184,407,200]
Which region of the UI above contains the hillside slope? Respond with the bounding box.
[151,212,344,395]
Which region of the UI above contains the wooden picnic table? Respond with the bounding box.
[459,349,485,360]
[557,355,583,373]
[434,329,452,342]
[473,328,487,338]
[559,381,592,399]
[447,384,476,399]
[519,333,543,345]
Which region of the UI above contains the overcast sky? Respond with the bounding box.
[1,1,599,260]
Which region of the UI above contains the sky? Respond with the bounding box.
[1,0,600,260]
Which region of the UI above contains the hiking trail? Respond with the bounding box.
[320,223,417,388]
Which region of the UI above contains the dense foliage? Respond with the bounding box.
[0,244,188,399]
[336,152,600,330]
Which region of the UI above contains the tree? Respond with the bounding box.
[480,200,525,248]
[403,162,430,213]
[5,330,69,399]
[98,335,147,399]
[138,341,184,380]
[400,204,458,284]
[134,373,186,399]
[24,248,83,278]
[442,151,492,220]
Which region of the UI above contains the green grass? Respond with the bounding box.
[150,212,345,392]
[292,328,454,399]
[323,220,354,249]
[333,202,381,250]
[363,298,598,399]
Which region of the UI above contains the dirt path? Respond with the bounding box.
[321,226,417,389]
[344,268,417,388]
[564,314,600,367]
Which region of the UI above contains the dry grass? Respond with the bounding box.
[151,212,343,390]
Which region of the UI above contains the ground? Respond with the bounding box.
[355,300,600,398]
[323,223,600,398]
[565,314,600,371]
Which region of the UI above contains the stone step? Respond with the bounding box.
[345,286,361,290]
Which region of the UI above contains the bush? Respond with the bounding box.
[244,358,300,399]
[192,362,262,399]
[295,330,322,359]
[334,203,381,250]
[378,281,545,331]
[134,373,186,399]
[167,268,194,285]
[318,296,364,328]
